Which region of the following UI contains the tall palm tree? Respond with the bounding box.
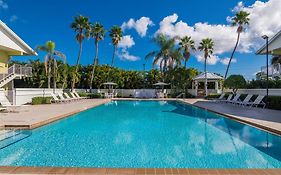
[86,22,106,92]
[224,10,250,80]
[36,41,66,92]
[198,38,214,97]
[109,26,123,66]
[70,15,90,90]
[145,34,182,81]
[179,36,196,68]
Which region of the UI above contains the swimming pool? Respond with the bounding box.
[0,100,281,168]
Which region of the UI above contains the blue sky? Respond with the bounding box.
[0,0,277,79]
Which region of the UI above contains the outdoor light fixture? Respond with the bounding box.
[262,35,269,107]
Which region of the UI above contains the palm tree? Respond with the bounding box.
[179,36,196,68]
[70,15,90,90]
[86,22,106,92]
[109,26,123,66]
[198,38,214,97]
[224,10,250,80]
[36,41,66,92]
[145,34,182,81]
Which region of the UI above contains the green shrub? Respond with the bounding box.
[267,96,281,110]
[32,97,53,105]
[87,93,102,99]
[206,93,221,99]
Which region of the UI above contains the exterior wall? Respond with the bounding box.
[14,88,63,106]
[5,88,281,106]
[226,89,281,96]
[0,50,9,74]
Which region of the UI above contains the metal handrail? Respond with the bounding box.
[0,64,32,81]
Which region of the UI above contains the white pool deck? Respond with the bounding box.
[0,98,281,135]
[0,99,110,129]
[180,98,281,135]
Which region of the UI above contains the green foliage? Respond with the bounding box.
[247,79,281,89]
[32,97,53,105]
[224,75,247,90]
[267,96,281,110]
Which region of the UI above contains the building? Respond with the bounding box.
[256,30,281,80]
[0,20,37,106]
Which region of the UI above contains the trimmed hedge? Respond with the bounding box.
[77,92,103,99]
[32,97,53,105]
[267,96,281,110]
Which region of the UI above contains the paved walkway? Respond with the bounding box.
[180,98,281,135]
[0,99,110,129]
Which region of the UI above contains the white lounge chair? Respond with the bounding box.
[243,95,266,108]
[73,92,87,99]
[235,94,253,106]
[58,93,72,102]
[64,92,78,101]
[220,94,233,103]
[212,93,225,102]
[228,94,241,104]
[51,93,66,103]
[0,106,6,112]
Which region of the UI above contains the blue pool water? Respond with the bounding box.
[0,100,281,168]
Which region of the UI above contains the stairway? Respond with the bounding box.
[0,74,17,87]
[0,129,31,149]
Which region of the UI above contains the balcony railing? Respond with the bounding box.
[260,63,281,78]
[0,64,32,80]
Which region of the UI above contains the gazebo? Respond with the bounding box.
[192,72,224,97]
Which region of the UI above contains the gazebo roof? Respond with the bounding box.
[193,72,224,81]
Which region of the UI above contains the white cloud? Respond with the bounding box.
[155,0,281,65]
[117,35,139,61]
[121,17,154,37]
[9,15,18,23]
[118,35,135,49]
[0,0,8,9]
[220,57,237,65]
[196,54,220,65]
[117,49,140,62]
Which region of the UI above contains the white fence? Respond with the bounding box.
[14,88,63,106]
[1,88,281,106]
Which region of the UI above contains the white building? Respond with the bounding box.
[0,20,37,106]
[256,30,281,80]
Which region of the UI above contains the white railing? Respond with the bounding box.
[261,63,281,78]
[0,64,32,81]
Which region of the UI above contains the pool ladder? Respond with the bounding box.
[0,129,31,149]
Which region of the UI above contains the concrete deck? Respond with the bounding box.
[0,99,110,129]
[180,98,281,135]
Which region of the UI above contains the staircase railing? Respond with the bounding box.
[0,64,32,81]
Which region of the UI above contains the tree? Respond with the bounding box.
[87,22,106,92]
[70,15,90,90]
[198,38,214,97]
[271,55,281,65]
[224,75,247,93]
[224,11,250,80]
[145,34,182,81]
[36,41,66,92]
[178,36,196,68]
[109,26,123,66]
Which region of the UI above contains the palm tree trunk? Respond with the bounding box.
[184,59,187,69]
[48,60,51,89]
[224,32,241,81]
[111,46,116,66]
[90,42,99,92]
[205,56,207,97]
[72,42,83,91]
[53,59,56,93]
